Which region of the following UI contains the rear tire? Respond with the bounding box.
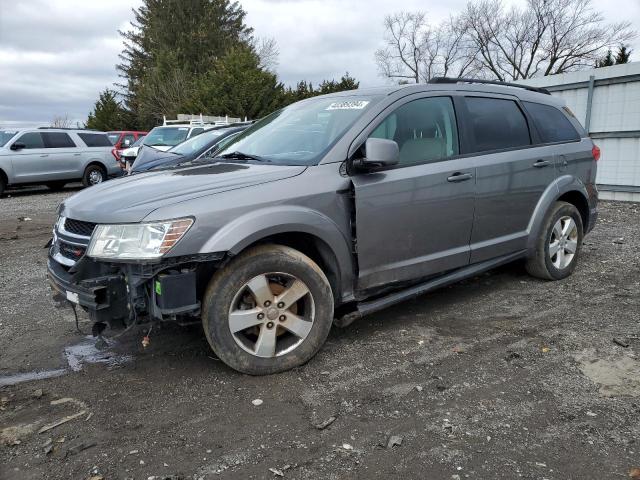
[82,165,106,187]
[45,181,66,191]
[202,245,334,375]
[526,201,583,280]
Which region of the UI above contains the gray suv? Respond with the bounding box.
[47,78,598,375]
[0,128,119,195]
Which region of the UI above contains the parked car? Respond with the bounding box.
[130,125,250,173]
[0,128,121,195]
[107,130,147,165]
[118,136,146,171]
[47,78,599,375]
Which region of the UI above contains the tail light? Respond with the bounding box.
[111,148,121,162]
[592,144,601,162]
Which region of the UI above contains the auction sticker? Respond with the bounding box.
[326,100,370,110]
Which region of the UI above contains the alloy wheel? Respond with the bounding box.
[228,272,315,358]
[549,215,578,269]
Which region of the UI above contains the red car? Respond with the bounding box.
[108,131,147,166]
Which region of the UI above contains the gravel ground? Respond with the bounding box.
[0,186,639,480]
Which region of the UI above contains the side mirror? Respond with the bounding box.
[357,138,399,169]
[10,142,25,151]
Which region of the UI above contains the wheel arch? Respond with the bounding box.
[526,175,590,251]
[84,160,108,174]
[200,207,356,303]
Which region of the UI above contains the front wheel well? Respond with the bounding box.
[557,191,589,231]
[233,233,342,305]
[0,168,7,185]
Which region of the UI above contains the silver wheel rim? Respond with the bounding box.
[228,272,315,358]
[549,216,578,269]
[88,170,103,185]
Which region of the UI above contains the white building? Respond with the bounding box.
[519,62,640,201]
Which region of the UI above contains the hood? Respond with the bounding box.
[61,162,307,223]
[131,147,178,172]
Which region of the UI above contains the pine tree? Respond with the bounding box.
[117,0,252,126]
[615,45,632,64]
[86,90,133,131]
[596,50,615,68]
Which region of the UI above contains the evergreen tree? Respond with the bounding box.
[118,0,252,126]
[596,50,615,67]
[615,45,632,64]
[86,89,133,130]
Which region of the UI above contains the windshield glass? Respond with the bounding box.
[107,132,120,145]
[169,129,226,155]
[1,130,18,147]
[216,95,381,165]
[143,127,190,147]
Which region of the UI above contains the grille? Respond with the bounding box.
[64,218,97,237]
[59,241,86,261]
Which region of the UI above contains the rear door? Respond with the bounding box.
[351,94,476,291]
[463,95,557,263]
[41,132,80,178]
[9,132,48,182]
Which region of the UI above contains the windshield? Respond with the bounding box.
[0,130,18,147]
[168,129,226,155]
[216,95,381,165]
[107,132,120,145]
[143,127,190,147]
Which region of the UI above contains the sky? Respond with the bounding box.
[0,0,639,127]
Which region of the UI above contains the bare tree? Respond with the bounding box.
[375,12,480,83]
[50,114,72,128]
[253,37,279,72]
[461,0,636,81]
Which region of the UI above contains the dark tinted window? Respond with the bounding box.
[523,101,581,143]
[42,132,75,148]
[15,132,44,149]
[466,97,530,152]
[369,97,459,166]
[78,133,112,147]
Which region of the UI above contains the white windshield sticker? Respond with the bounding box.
[326,100,370,111]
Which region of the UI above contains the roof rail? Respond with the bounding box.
[428,77,551,95]
[37,127,100,131]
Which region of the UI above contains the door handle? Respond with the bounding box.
[40,154,49,157]
[533,159,550,168]
[447,172,473,182]
[73,153,81,156]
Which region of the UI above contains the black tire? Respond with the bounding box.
[82,164,106,187]
[202,245,334,375]
[0,175,5,197]
[45,181,66,191]
[526,201,584,280]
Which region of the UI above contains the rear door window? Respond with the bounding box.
[78,133,112,147]
[523,101,581,143]
[15,132,45,149]
[42,132,76,148]
[465,97,531,152]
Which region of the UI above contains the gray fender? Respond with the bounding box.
[200,206,355,299]
[526,174,589,251]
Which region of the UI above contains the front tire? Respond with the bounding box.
[202,245,334,375]
[82,164,106,187]
[0,175,5,196]
[526,201,584,280]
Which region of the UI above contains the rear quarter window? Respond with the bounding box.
[78,133,113,147]
[523,101,581,143]
[465,97,531,152]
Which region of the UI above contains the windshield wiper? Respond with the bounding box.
[216,151,271,162]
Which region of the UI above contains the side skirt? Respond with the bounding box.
[334,250,527,327]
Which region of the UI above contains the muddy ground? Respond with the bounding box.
[1,185,639,480]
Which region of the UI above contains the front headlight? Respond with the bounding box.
[86,218,193,260]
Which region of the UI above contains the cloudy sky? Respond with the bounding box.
[0,0,639,127]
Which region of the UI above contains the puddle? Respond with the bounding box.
[0,369,67,387]
[0,336,133,387]
[64,335,132,372]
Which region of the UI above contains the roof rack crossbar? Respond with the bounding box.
[428,77,551,95]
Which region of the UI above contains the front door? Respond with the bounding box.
[10,132,49,182]
[351,95,475,292]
